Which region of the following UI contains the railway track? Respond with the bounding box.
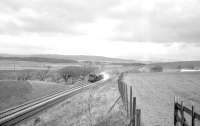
[0,79,106,126]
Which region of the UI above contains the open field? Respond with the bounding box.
[142,61,200,73]
[0,80,68,111]
[148,61,200,69]
[0,60,80,70]
[124,72,200,126]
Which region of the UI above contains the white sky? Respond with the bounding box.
[0,0,200,61]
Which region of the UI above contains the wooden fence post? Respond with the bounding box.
[123,83,125,105]
[125,84,129,117]
[120,82,122,96]
[174,96,177,126]
[136,109,141,126]
[118,80,120,93]
[124,83,127,111]
[121,82,124,103]
[130,86,133,120]
[181,101,184,126]
[132,97,136,126]
[192,106,195,126]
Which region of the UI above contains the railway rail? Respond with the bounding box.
[0,79,106,126]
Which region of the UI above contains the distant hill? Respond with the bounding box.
[0,54,136,63]
[0,56,78,64]
[147,61,200,69]
[31,54,136,63]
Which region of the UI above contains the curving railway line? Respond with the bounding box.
[0,74,108,126]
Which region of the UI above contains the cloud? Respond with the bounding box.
[109,0,200,43]
[1,0,200,43]
[0,40,49,54]
[0,0,120,34]
[1,0,200,61]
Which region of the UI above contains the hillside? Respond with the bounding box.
[0,80,68,111]
[0,56,78,64]
[148,61,200,69]
[31,54,136,63]
[0,54,135,63]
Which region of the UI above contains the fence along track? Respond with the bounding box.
[174,97,200,126]
[118,73,141,126]
[0,80,104,126]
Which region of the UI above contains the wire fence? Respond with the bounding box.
[118,73,141,126]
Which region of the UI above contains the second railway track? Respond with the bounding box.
[0,78,107,126]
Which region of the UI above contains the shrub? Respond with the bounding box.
[59,66,97,84]
[17,70,33,80]
[177,65,182,70]
[81,66,98,76]
[49,72,62,83]
[59,66,82,83]
[150,65,163,72]
[36,66,51,81]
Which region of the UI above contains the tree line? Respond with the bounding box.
[1,66,98,84]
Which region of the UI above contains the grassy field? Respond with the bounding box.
[0,60,80,70]
[148,61,200,69]
[124,72,200,126]
[0,80,69,111]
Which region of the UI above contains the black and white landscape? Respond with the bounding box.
[0,0,200,126]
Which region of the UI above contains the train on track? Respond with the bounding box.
[88,73,103,83]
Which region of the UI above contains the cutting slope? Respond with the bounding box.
[0,80,68,111]
[0,80,32,111]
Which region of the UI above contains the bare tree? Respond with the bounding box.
[59,66,97,84]
[59,66,81,84]
[37,66,51,81]
[17,70,33,81]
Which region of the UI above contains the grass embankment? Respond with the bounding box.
[20,75,128,126]
[0,80,68,111]
[0,80,32,111]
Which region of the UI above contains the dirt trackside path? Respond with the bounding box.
[124,72,200,126]
[20,75,127,126]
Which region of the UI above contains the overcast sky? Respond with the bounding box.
[0,0,200,61]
